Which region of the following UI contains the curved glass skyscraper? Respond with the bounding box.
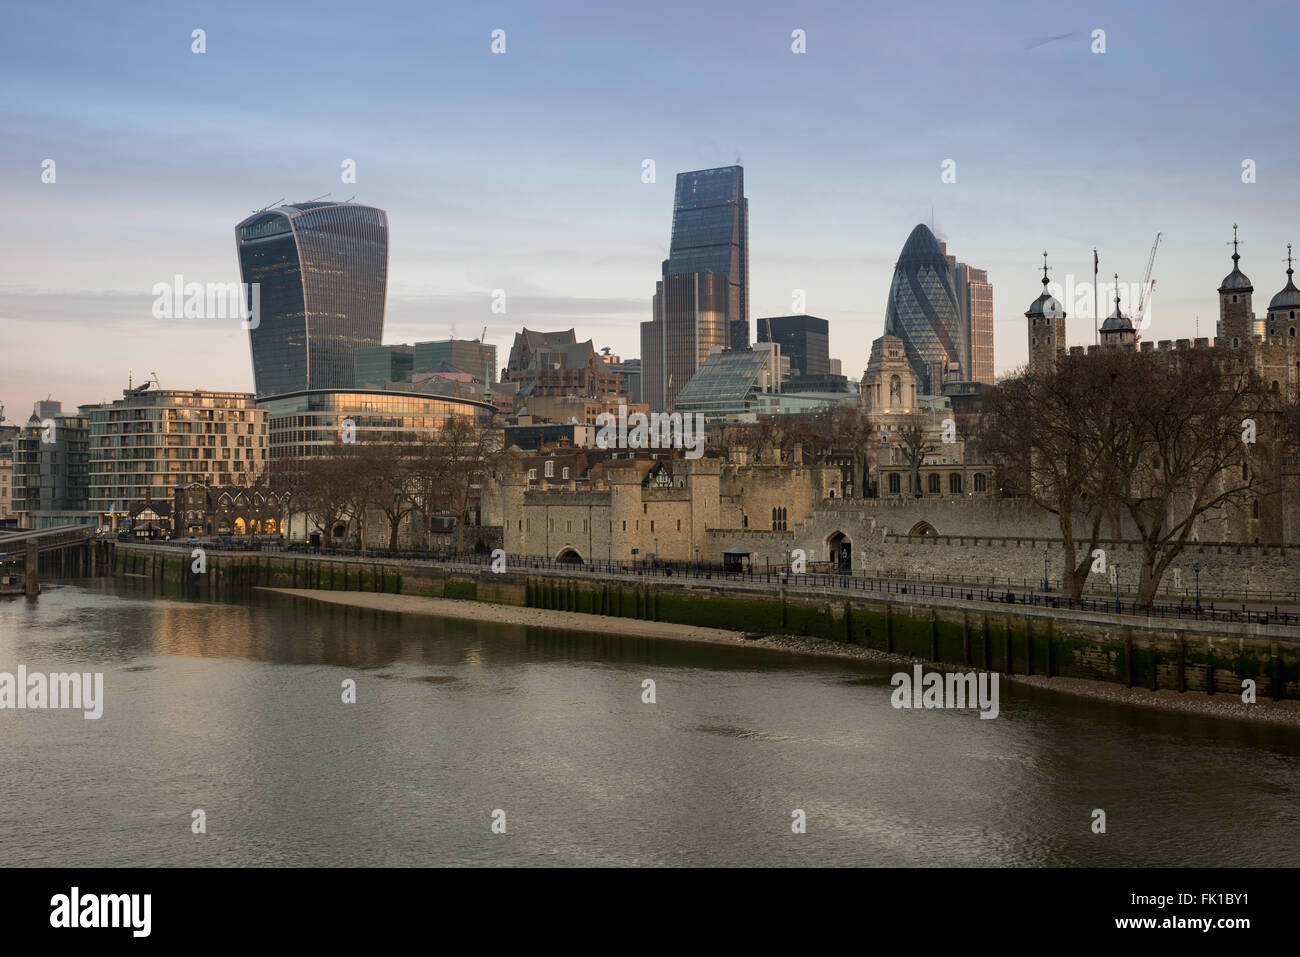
[236,202,388,397]
[883,224,963,393]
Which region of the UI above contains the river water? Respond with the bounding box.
[1,579,1297,867]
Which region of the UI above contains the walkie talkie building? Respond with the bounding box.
[235,202,388,397]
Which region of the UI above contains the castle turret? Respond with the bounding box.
[1098,273,1136,349]
[1267,243,1300,342]
[1024,251,1066,375]
[1218,224,1255,349]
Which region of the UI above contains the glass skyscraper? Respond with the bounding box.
[883,224,964,394]
[662,166,749,351]
[236,202,389,397]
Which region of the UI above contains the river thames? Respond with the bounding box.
[2,580,1298,867]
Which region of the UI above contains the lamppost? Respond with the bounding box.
[1193,562,1201,614]
[1114,563,1121,615]
[694,545,700,579]
[654,536,659,573]
[785,546,791,580]
[1043,550,1049,594]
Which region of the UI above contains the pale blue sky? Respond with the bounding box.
[2,0,1298,417]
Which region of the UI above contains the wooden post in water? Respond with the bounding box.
[1177,636,1186,693]
[25,539,39,596]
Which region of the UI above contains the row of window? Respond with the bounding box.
[886,472,988,494]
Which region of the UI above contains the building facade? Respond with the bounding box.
[355,344,414,387]
[662,166,749,352]
[11,401,91,528]
[642,272,730,410]
[87,389,266,521]
[259,389,495,459]
[756,315,830,378]
[414,339,497,384]
[236,201,389,397]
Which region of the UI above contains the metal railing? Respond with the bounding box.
[122,540,1300,632]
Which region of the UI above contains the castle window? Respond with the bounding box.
[1291,327,1296,338]
[743,515,748,528]
[562,467,569,480]
[928,473,941,494]
[1232,295,1238,303]
[544,460,554,478]
[650,521,654,532]
[1272,381,1280,393]
[1233,338,1240,348]
[1242,463,1249,481]
[677,520,681,531]
[1252,500,1260,519]
[528,468,537,481]
[949,473,963,494]
[888,473,901,494]
[974,473,987,493]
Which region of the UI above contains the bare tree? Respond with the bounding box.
[1106,349,1272,604]
[974,354,1119,597]
[894,415,938,499]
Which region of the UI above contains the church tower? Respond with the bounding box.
[1218,224,1255,351]
[1024,252,1066,375]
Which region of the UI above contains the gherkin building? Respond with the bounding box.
[882,224,963,394]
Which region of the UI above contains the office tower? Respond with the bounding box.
[642,273,729,409]
[883,224,964,393]
[662,166,749,351]
[355,344,414,387]
[87,389,267,516]
[235,201,389,397]
[948,259,994,384]
[756,315,830,377]
[414,339,498,384]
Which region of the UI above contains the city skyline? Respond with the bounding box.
[4,1,1300,419]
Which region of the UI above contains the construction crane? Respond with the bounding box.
[1134,231,1162,339]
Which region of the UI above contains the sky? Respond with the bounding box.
[2,0,1299,420]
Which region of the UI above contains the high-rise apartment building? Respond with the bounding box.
[11,401,91,528]
[662,166,749,351]
[87,389,267,518]
[236,201,389,397]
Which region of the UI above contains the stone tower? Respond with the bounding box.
[1218,224,1255,351]
[1024,252,1066,375]
[1099,274,1137,349]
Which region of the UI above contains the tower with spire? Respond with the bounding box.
[1217,224,1255,351]
[1266,243,1300,340]
[1099,274,1137,349]
[1024,251,1066,375]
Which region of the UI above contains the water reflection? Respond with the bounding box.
[0,580,1297,868]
